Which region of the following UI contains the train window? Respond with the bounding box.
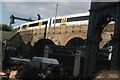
[18,27,20,30]
[67,16,89,22]
[22,25,27,29]
[42,21,48,25]
[53,19,61,23]
[29,23,39,27]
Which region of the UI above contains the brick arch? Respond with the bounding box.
[83,2,120,78]
[87,15,115,41]
[64,34,86,46]
[31,38,55,57]
[65,37,85,47]
[84,15,115,78]
[102,40,112,48]
[46,37,61,45]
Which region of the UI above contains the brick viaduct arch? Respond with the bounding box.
[31,32,86,56]
[27,25,88,46]
[46,33,86,46]
[31,39,55,57]
[83,2,120,78]
[19,18,114,59]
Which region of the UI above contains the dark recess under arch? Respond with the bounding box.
[66,37,85,47]
[31,39,55,57]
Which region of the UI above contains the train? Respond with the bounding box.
[14,12,89,31]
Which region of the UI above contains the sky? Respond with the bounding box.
[0,0,91,27]
[1,0,119,27]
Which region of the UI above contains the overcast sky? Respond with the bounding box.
[1,0,92,27]
[1,0,120,27]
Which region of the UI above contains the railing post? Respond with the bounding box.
[73,50,81,77]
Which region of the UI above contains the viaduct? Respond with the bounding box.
[18,23,114,56]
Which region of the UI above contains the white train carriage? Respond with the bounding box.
[50,12,89,27]
[17,18,50,31]
[15,12,89,31]
[50,16,63,27]
[65,12,89,26]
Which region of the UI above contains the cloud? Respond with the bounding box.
[3,2,90,19]
[0,2,2,24]
[57,2,90,15]
[2,0,91,2]
[2,0,120,2]
[2,2,90,26]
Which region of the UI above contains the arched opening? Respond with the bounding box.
[31,39,55,57]
[100,20,115,48]
[102,40,112,48]
[66,37,85,47]
[83,14,116,78]
[96,17,115,72]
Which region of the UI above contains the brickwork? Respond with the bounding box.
[19,24,114,47]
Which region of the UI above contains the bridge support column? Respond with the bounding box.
[83,39,101,78]
[73,50,81,76]
[111,5,120,70]
[111,36,120,71]
[83,8,103,78]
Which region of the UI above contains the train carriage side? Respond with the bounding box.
[18,22,30,31]
[50,12,89,27]
[26,18,50,30]
[15,12,89,32]
[50,16,63,27]
[65,12,89,26]
[39,18,51,28]
[16,18,51,31]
